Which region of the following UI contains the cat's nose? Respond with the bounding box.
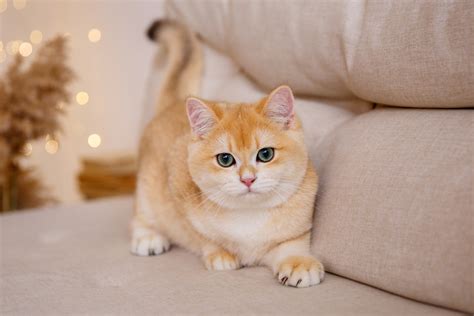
[240,176,256,188]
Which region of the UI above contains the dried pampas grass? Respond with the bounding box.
[0,36,75,212]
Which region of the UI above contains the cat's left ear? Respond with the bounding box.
[263,85,295,129]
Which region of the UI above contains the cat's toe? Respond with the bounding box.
[204,250,241,271]
[131,234,170,256]
[277,256,324,288]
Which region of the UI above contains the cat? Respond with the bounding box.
[131,19,324,288]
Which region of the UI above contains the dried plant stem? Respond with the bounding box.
[0,36,75,212]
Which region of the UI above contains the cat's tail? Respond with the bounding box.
[147,19,202,114]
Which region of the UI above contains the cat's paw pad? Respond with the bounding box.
[277,256,324,288]
[204,250,241,271]
[131,234,170,256]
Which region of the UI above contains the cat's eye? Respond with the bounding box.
[257,147,274,163]
[216,153,235,168]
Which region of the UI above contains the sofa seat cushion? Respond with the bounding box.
[311,108,473,313]
[0,197,465,315]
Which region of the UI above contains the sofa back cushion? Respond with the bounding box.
[168,0,474,108]
[310,108,473,312]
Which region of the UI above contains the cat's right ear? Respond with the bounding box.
[186,97,216,138]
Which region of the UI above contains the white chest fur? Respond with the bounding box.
[189,208,271,248]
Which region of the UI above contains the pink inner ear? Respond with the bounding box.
[186,98,203,125]
[186,98,214,136]
[266,86,295,127]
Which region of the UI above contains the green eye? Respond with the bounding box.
[216,153,235,168]
[257,147,274,163]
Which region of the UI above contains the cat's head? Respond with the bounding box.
[186,86,309,210]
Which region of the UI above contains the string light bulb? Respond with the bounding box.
[30,30,43,44]
[13,0,26,10]
[0,0,7,13]
[76,91,89,105]
[6,41,21,55]
[22,143,33,156]
[45,139,59,154]
[88,28,101,43]
[88,134,101,148]
[19,42,32,57]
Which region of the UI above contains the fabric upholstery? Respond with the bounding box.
[310,107,473,313]
[0,197,466,315]
[167,0,474,108]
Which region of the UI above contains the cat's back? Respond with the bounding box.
[139,101,189,161]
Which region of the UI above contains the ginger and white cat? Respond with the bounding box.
[131,20,324,288]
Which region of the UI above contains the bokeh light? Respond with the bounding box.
[0,0,7,13]
[13,0,26,10]
[88,28,101,43]
[88,134,101,148]
[76,91,89,105]
[19,42,33,57]
[45,139,59,154]
[22,143,33,156]
[30,30,43,44]
[6,41,21,55]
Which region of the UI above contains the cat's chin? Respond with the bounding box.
[239,190,261,199]
[207,190,292,210]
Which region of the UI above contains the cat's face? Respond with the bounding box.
[187,86,309,210]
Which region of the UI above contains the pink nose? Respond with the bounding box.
[240,177,256,188]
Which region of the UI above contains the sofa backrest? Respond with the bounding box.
[167,0,474,108]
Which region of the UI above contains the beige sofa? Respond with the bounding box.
[1,1,472,315]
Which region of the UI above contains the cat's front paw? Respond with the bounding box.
[131,233,170,256]
[204,250,241,271]
[277,256,324,288]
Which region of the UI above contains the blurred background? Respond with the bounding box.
[1,0,166,210]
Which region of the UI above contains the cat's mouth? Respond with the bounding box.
[239,189,260,197]
[237,185,275,197]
